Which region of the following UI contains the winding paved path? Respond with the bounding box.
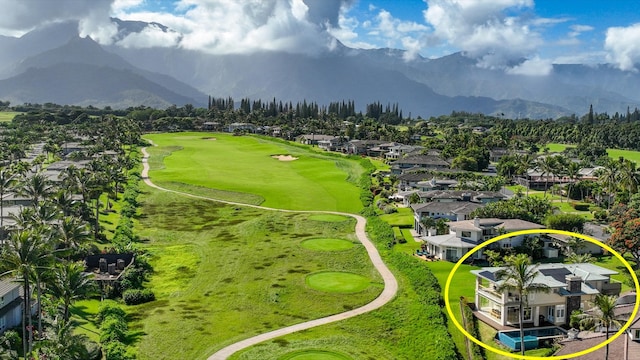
[140,145,398,360]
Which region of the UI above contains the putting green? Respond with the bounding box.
[279,349,352,360]
[300,238,354,251]
[306,271,371,293]
[308,214,350,222]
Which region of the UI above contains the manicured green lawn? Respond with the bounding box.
[607,148,640,163]
[541,143,575,153]
[300,238,355,251]
[378,207,414,227]
[70,299,102,343]
[132,188,382,360]
[0,111,22,122]
[305,271,373,293]
[144,133,363,213]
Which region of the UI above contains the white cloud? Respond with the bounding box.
[423,0,542,68]
[506,56,552,76]
[605,23,640,71]
[116,24,182,48]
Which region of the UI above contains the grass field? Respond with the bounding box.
[0,111,21,122]
[546,143,640,163]
[131,189,382,360]
[144,133,364,213]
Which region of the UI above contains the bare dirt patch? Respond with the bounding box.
[202,137,217,140]
[271,155,298,161]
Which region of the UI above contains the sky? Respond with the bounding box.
[1,0,640,75]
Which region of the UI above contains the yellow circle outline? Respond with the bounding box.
[444,228,640,360]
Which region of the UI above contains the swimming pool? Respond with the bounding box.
[498,327,567,351]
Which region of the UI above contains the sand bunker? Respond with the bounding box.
[202,137,217,141]
[272,154,298,161]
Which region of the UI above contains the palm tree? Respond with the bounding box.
[54,217,91,259]
[618,159,640,195]
[495,254,550,355]
[0,228,52,356]
[577,294,622,360]
[565,252,595,263]
[47,261,97,321]
[18,172,54,209]
[565,161,582,201]
[33,317,98,360]
[535,156,557,196]
[596,160,619,209]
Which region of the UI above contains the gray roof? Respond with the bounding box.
[394,155,450,166]
[471,263,617,288]
[449,218,545,231]
[0,278,19,298]
[423,233,478,248]
[411,201,484,215]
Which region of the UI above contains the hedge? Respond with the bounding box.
[123,289,156,305]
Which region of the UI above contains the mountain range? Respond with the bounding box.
[0,19,638,119]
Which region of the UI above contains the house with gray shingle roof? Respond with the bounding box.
[472,263,621,329]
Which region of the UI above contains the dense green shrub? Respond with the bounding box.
[123,289,156,305]
[544,213,585,232]
[97,302,127,323]
[573,203,590,211]
[593,209,608,221]
[103,341,136,360]
[100,317,128,343]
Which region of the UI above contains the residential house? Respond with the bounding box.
[297,134,336,146]
[385,144,422,160]
[317,136,347,151]
[415,178,459,191]
[412,201,484,233]
[420,218,545,261]
[227,122,257,133]
[343,140,385,155]
[489,148,528,162]
[472,263,621,329]
[390,155,450,174]
[0,279,22,335]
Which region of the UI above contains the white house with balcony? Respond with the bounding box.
[471,263,621,328]
[420,218,545,262]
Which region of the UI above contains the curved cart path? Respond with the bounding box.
[140,145,398,360]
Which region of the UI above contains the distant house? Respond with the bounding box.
[420,218,545,261]
[391,155,450,174]
[343,140,385,155]
[415,178,459,191]
[227,122,257,133]
[472,263,621,328]
[412,201,484,233]
[489,148,528,162]
[297,134,336,146]
[0,279,23,335]
[385,144,422,160]
[317,137,347,151]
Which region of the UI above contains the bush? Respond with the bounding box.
[119,267,148,291]
[383,205,397,214]
[97,302,127,323]
[100,317,128,343]
[544,213,585,232]
[123,289,155,305]
[103,341,136,360]
[573,203,590,211]
[593,210,608,222]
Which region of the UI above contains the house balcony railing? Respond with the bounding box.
[478,285,504,302]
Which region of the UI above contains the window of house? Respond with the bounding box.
[482,229,492,235]
[556,305,565,320]
[523,307,532,321]
[635,329,640,339]
[461,231,471,238]
[502,243,512,248]
[0,317,4,330]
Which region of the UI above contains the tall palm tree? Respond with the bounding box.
[54,217,91,259]
[0,228,52,356]
[535,156,557,196]
[33,317,98,360]
[596,160,620,209]
[618,159,640,195]
[565,161,582,201]
[47,261,97,321]
[496,254,550,355]
[577,294,622,360]
[18,172,54,209]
